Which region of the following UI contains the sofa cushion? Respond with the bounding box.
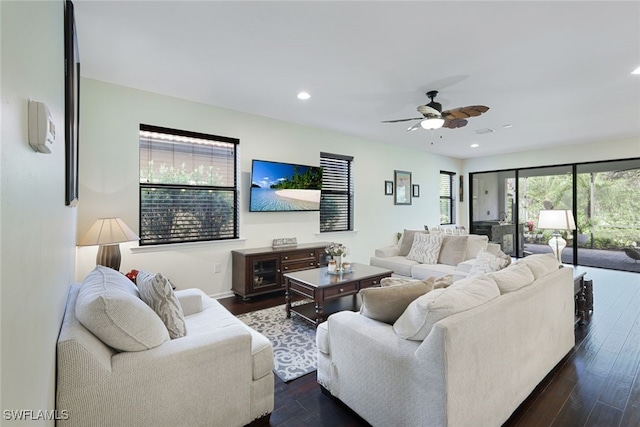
[381,275,454,288]
[464,235,490,260]
[393,275,500,341]
[516,253,559,279]
[411,263,457,280]
[468,248,510,276]
[360,277,436,324]
[438,235,469,266]
[370,256,418,277]
[486,263,535,294]
[407,233,444,264]
[136,270,187,339]
[75,266,170,351]
[399,229,428,256]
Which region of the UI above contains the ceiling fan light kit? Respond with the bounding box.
[420,117,445,130]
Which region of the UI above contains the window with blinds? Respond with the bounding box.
[139,124,239,245]
[440,171,456,225]
[320,153,354,232]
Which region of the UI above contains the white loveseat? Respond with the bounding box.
[370,231,502,280]
[317,254,575,427]
[56,266,274,427]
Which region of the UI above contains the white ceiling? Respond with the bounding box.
[73,1,640,159]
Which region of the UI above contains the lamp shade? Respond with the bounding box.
[78,218,139,246]
[537,210,576,231]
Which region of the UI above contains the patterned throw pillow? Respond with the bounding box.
[136,270,187,339]
[406,233,444,264]
[468,248,510,276]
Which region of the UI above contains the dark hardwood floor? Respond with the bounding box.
[219,267,640,427]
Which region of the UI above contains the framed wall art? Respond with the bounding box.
[394,170,412,205]
[384,180,393,195]
[412,184,420,198]
[64,0,80,206]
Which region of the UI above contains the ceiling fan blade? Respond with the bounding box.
[406,122,422,132]
[442,105,489,120]
[381,117,423,123]
[443,118,468,129]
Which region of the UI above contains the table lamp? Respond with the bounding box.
[78,218,139,271]
[537,209,576,264]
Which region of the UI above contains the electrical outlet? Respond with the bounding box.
[214,263,221,273]
[487,210,491,216]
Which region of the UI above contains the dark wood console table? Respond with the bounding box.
[232,242,330,300]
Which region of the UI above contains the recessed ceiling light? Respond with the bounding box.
[470,143,479,148]
[632,66,640,75]
[297,92,311,100]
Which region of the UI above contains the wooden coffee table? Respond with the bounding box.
[283,263,392,326]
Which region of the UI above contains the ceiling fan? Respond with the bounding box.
[382,90,489,131]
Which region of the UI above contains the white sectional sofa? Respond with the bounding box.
[317,254,575,427]
[370,230,503,280]
[56,266,274,427]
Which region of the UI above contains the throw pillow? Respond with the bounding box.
[380,277,418,287]
[486,263,535,294]
[406,233,444,264]
[136,270,187,339]
[438,235,469,266]
[75,266,170,351]
[393,276,500,341]
[464,235,489,260]
[399,229,429,256]
[467,248,510,276]
[360,277,436,324]
[515,254,559,279]
[434,274,454,289]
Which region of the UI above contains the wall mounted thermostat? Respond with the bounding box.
[28,100,55,153]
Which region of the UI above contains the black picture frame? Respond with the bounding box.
[394,170,412,205]
[64,0,80,206]
[459,175,464,202]
[412,184,420,198]
[384,180,393,195]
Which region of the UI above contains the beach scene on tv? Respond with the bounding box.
[250,161,322,211]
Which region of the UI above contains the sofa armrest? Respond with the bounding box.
[174,288,205,316]
[374,245,401,258]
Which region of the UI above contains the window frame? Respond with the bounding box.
[320,152,354,233]
[440,171,456,225]
[138,124,239,246]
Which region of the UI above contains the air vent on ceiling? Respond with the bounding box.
[475,128,495,135]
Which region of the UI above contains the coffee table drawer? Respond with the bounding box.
[324,282,358,299]
[360,275,390,289]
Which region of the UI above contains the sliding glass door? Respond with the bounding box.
[470,158,640,273]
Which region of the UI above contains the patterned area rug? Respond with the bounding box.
[237,303,317,382]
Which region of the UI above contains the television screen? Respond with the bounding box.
[250,159,322,212]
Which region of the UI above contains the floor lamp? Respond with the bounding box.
[537,210,576,264]
[78,218,139,271]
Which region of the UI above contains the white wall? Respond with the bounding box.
[1,1,77,423]
[463,137,640,174]
[76,78,461,297]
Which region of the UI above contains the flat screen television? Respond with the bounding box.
[249,159,322,212]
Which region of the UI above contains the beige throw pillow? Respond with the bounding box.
[406,233,444,264]
[380,277,417,287]
[399,229,428,256]
[137,270,187,339]
[360,277,435,324]
[515,254,559,279]
[393,276,500,341]
[486,263,535,294]
[438,235,469,266]
[467,248,510,276]
[75,266,170,351]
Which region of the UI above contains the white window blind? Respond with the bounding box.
[139,124,239,245]
[320,153,354,232]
